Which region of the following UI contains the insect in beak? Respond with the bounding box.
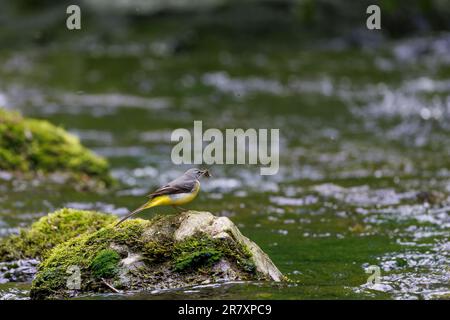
[201,169,211,178]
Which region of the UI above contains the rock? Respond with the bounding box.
[0,259,39,283]
[416,191,445,205]
[0,108,113,186]
[29,210,285,299]
[174,211,283,281]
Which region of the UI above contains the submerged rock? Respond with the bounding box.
[29,210,284,299]
[0,108,113,186]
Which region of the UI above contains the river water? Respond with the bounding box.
[0,25,449,299]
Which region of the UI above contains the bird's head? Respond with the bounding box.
[184,168,211,179]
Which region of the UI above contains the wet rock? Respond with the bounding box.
[416,191,445,205]
[0,259,39,283]
[30,210,285,299]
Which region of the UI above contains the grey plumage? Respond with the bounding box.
[147,171,199,199]
[114,168,210,227]
[147,168,210,199]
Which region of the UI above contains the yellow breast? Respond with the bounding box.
[170,181,200,205]
[145,181,200,208]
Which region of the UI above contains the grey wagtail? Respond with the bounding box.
[115,168,211,226]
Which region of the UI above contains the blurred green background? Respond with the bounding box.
[0,0,449,300]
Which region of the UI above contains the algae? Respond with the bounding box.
[0,108,113,185]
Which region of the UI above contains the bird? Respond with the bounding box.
[115,168,211,226]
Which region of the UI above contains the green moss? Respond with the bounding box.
[174,249,223,272]
[91,249,120,278]
[31,219,148,299]
[0,208,117,261]
[171,236,255,273]
[0,108,113,185]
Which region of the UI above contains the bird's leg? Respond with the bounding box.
[172,206,188,213]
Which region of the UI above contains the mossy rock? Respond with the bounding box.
[0,108,113,186]
[0,208,117,262]
[30,211,285,299]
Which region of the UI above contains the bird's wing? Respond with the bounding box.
[147,175,197,199]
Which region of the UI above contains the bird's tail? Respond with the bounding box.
[114,198,159,227]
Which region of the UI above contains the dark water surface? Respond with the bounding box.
[0,28,449,299]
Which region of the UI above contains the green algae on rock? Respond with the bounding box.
[0,108,113,186]
[0,208,117,262]
[30,211,284,299]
